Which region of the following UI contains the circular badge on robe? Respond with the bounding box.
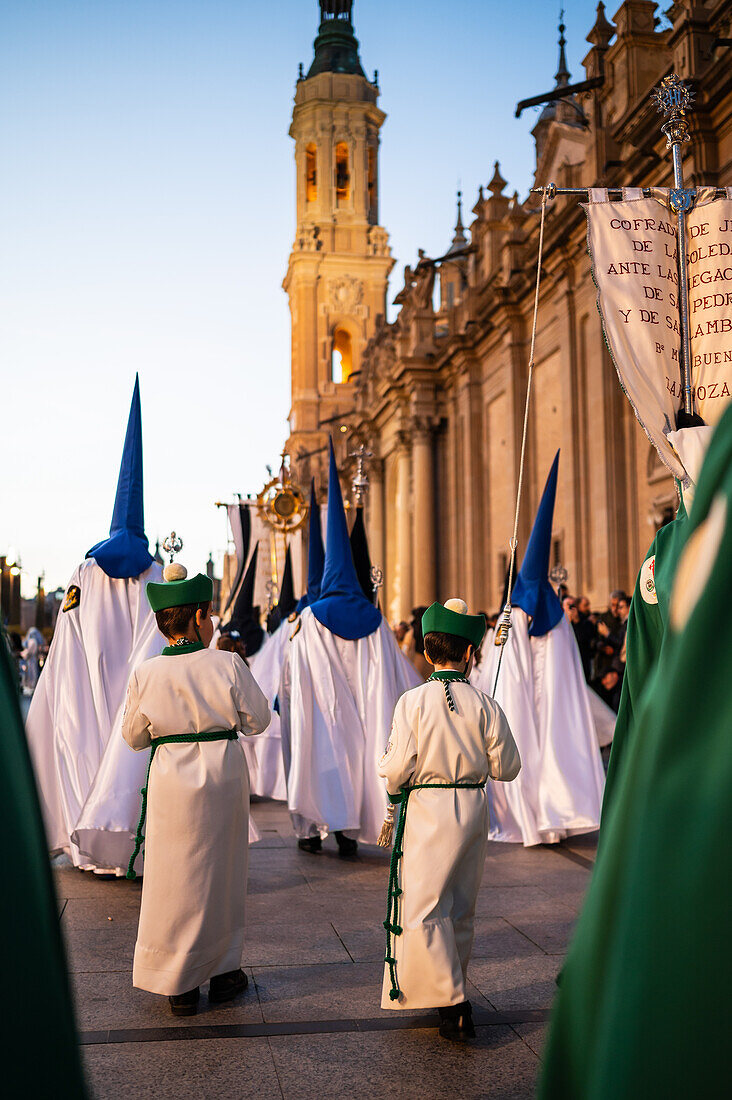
[640,556,658,605]
[670,493,727,633]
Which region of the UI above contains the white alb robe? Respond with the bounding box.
[122,646,270,996]
[245,621,290,800]
[26,558,164,872]
[478,611,606,846]
[531,616,606,842]
[379,679,520,1010]
[281,609,421,845]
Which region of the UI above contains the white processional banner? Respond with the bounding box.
[584,187,732,482]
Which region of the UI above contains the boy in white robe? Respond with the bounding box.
[122,565,270,1016]
[379,599,520,1041]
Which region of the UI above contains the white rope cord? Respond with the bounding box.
[491,187,550,698]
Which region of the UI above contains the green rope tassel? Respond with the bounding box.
[126,729,238,880]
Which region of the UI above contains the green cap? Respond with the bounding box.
[422,600,486,649]
[146,572,213,612]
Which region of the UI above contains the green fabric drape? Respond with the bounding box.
[601,498,688,821]
[1,629,87,1096]
[539,404,732,1099]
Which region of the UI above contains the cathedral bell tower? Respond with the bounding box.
[284,0,393,483]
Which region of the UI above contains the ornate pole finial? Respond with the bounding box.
[349,443,373,507]
[162,531,183,564]
[651,73,694,152]
[650,73,696,417]
[369,565,383,606]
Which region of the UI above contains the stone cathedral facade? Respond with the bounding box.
[286,0,732,622]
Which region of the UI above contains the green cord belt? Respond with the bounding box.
[126,729,238,880]
[383,780,486,1001]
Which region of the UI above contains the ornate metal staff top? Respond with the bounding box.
[350,443,372,507]
[162,532,183,563]
[652,74,696,417]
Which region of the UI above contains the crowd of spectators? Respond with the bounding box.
[393,590,631,714]
[561,589,630,712]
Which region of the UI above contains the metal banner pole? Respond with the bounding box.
[652,75,696,418]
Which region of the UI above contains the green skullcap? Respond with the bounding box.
[422,600,486,649]
[146,572,213,612]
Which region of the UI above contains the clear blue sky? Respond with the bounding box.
[1,0,615,595]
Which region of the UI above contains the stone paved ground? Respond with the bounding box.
[58,800,597,1100]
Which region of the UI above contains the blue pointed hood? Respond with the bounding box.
[86,375,154,579]
[296,479,325,613]
[512,450,563,637]
[309,440,381,640]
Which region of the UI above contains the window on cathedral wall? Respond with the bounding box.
[367,146,377,221]
[335,142,350,202]
[306,144,317,203]
[332,328,353,383]
[551,536,563,568]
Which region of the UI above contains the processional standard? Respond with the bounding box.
[494,74,732,685]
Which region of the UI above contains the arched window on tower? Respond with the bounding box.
[367,146,377,222]
[335,142,350,203]
[306,143,317,203]
[331,328,353,383]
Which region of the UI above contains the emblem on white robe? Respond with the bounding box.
[62,585,81,612]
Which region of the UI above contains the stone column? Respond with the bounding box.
[395,432,413,620]
[411,422,436,606]
[367,456,385,595]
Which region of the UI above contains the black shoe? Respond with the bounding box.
[169,987,200,1016]
[438,1001,476,1041]
[334,831,358,859]
[297,836,322,853]
[209,968,248,1004]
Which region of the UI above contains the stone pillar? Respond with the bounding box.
[367,456,385,593]
[412,423,436,606]
[395,433,413,620]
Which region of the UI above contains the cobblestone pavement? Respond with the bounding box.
[58,800,597,1100]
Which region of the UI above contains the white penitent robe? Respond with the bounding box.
[282,609,421,845]
[531,616,606,843]
[122,647,270,996]
[26,558,164,872]
[479,611,605,846]
[245,621,290,801]
[478,615,544,846]
[379,679,521,1010]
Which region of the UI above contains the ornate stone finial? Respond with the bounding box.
[651,73,695,150]
[488,161,507,197]
[298,62,304,81]
[373,69,379,86]
[586,1,614,50]
[478,183,485,203]
[450,189,467,248]
[555,8,570,87]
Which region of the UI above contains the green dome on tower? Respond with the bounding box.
[307,1,366,79]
